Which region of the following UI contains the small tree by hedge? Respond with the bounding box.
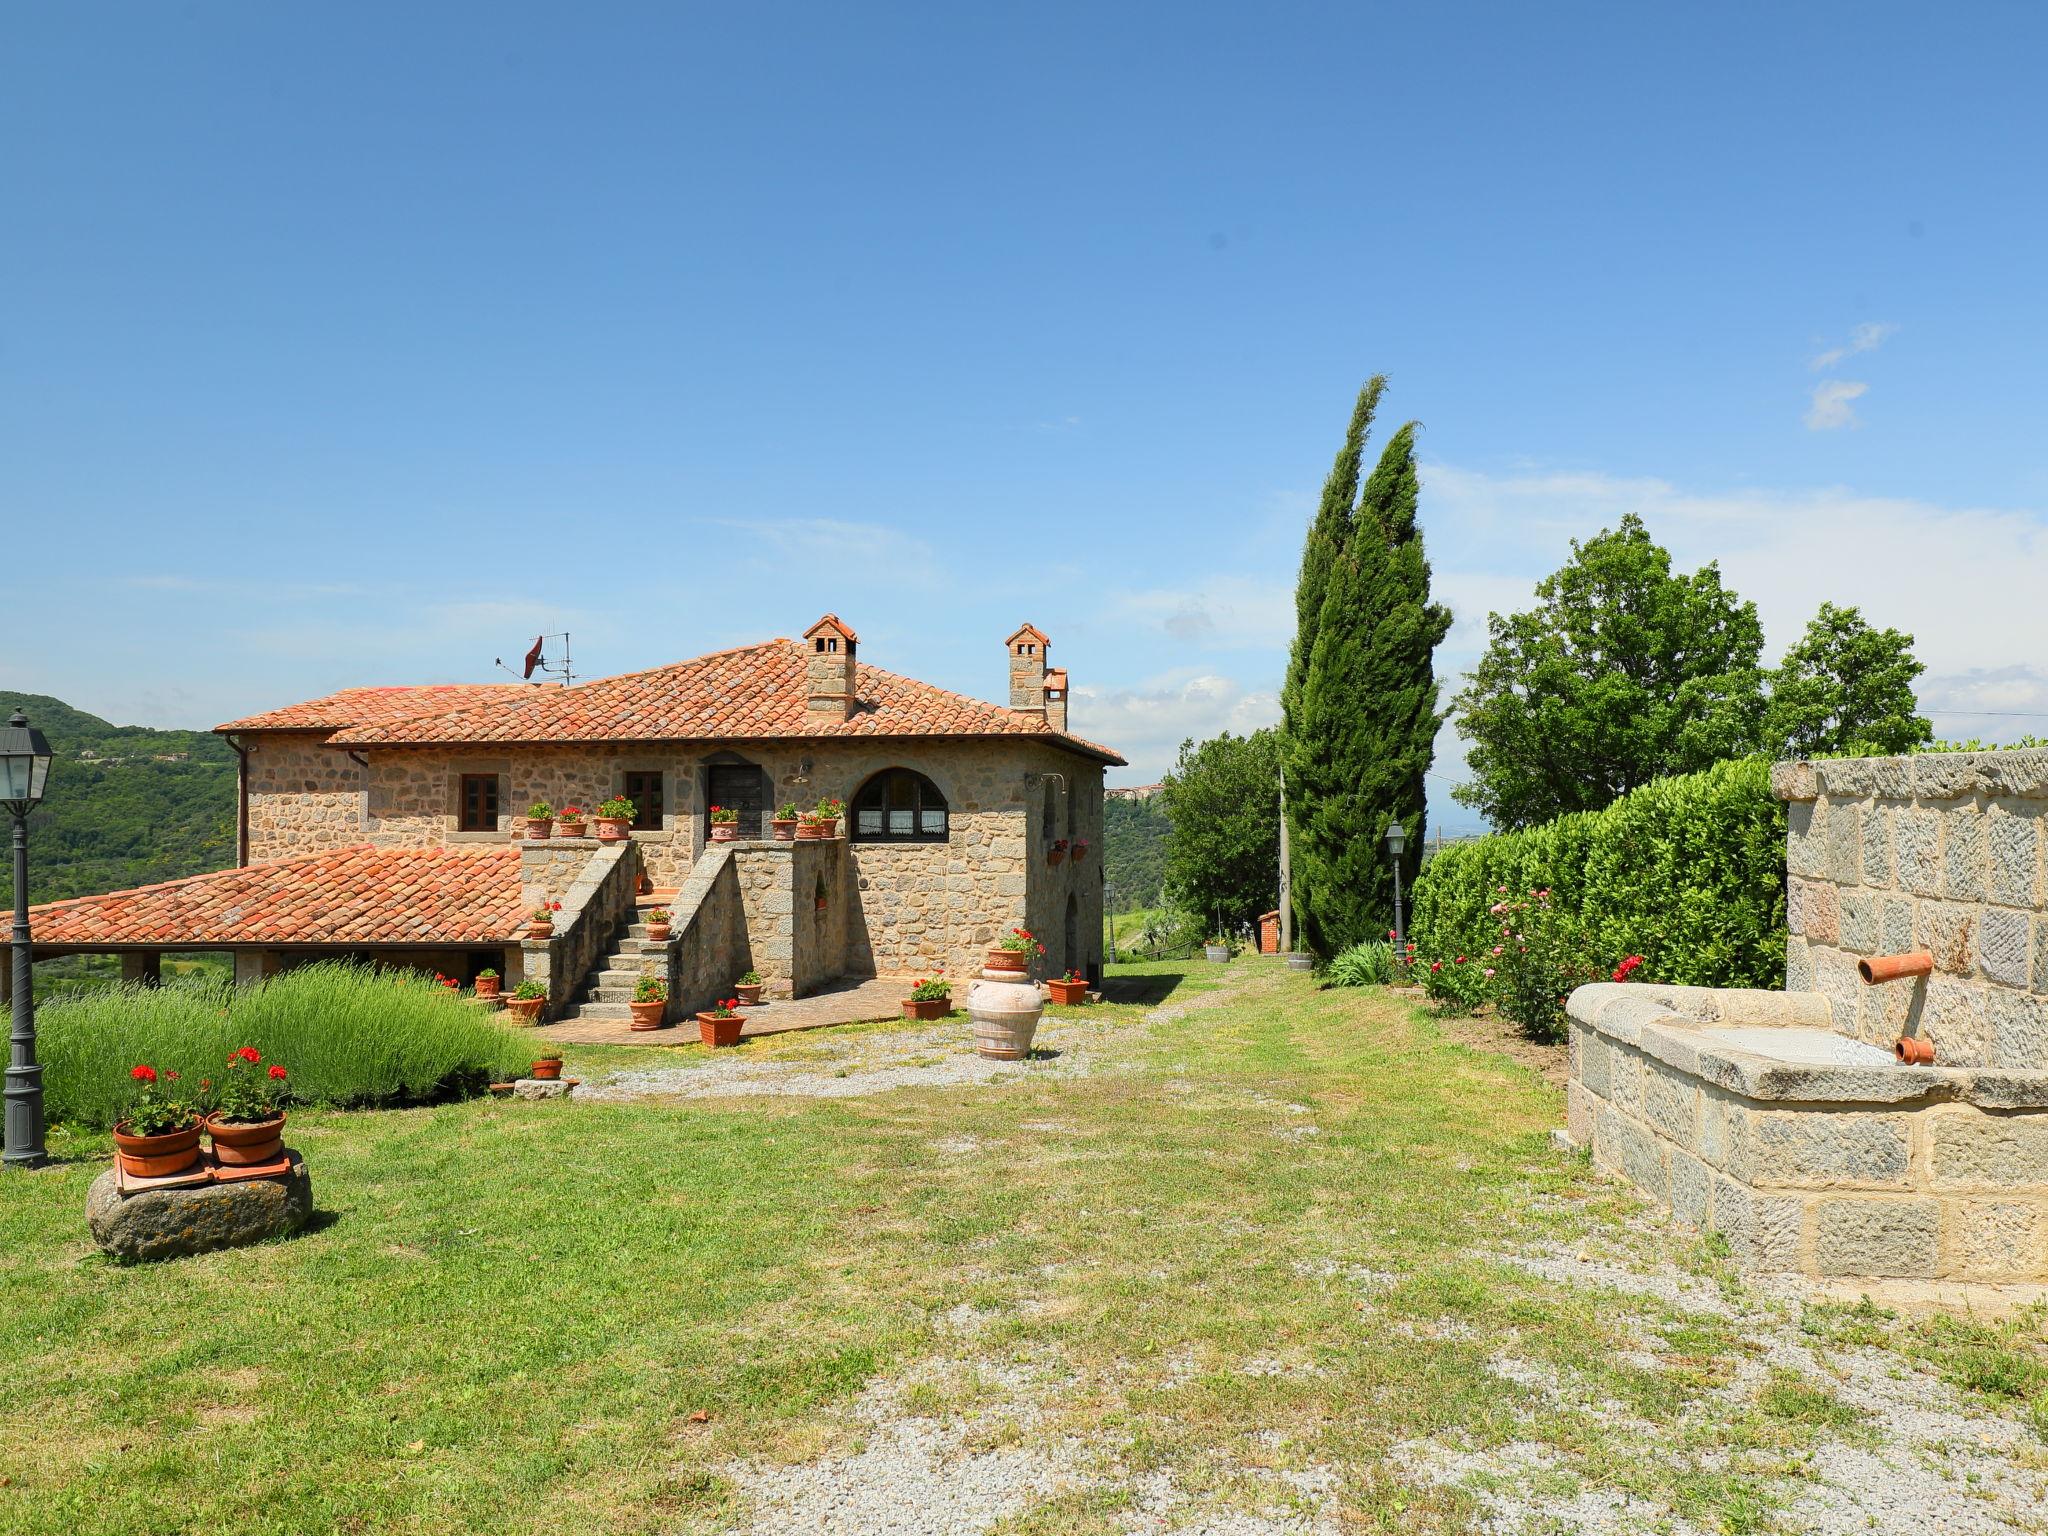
[1410,756,1786,998]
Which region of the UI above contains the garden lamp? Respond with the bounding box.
[2,709,53,1168]
[1385,818,1408,973]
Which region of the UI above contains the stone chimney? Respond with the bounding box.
[1043,668,1069,733]
[803,614,858,722]
[1007,624,1049,716]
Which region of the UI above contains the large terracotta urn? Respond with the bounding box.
[967,954,1044,1061]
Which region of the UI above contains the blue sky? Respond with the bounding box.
[6,2,2048,830]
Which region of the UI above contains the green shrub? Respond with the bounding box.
[1411,756,1786,996]
[39,961,530,1128]
[1420,954,1491,1014]
[1324,939,1395,987]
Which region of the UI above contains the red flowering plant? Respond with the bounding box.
[530,898,562,924]
[122,1063,197,1137]
[703,998,740,1018]
[707,803,739,825]
[1419,953,1491,1015]
[1612,954,1646,983]
[207,1046,289,1125]
[1486,887,1609,1043]
[907,975,952,1002]
[996,927,1046,957]
[1060,969,1085,984]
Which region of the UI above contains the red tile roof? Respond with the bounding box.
[320,640,1125,763]
[216,685,530,734]
[8,845,526,948]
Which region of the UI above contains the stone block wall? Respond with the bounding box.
[1569,984,2048,1283]
[518,839,638,1019]
[243,732,367,858]
[1775,752,2048,1068]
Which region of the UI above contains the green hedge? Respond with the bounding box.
[1411,756,1786,990]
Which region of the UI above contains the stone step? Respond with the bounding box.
[621,927,673,944]
[592,963,662,986]
[568,1001,634,1022]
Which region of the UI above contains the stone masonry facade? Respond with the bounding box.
[1775,751,2048,1069]
[241,734,1104,988]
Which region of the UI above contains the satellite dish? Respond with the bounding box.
[522,635,546,680]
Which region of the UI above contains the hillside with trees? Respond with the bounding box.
[0,693,236,909]
[1102,793,1170,911]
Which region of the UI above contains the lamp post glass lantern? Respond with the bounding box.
[1385,819,1408,974]
[3,710,54,1169]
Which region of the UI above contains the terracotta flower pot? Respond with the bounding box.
[206,1112,286,1167]
[505,996,544,1023]
[526,817,553,841]
[595,816,631,842]
[816,817,841,839]
[628,999,667,1031]
[1896,1035,1937,1065]
[1047,979,1088,1005]
[475,976,502,999]
[710,822,740,842]
[735,983,763,1005]
[528,920,554,941]
[795,820,824,840]
[532,1058,564,1080]
[1047,848,1067,866]
[646,923,672,942]
[698,1013,744,1048]
[112,1119,203,1179]
[770,818,800,841]
[985,947,1029,975]
[1071,845,1088,860]
[556,819,587,838]
[903,996,950,1021]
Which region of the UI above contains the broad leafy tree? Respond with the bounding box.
[1451,514,1765,829]
[1285,401,1452,956]
[1159,729,1282,934]
[1764,601,1932,757]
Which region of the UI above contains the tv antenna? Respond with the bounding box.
[496,632,573,687]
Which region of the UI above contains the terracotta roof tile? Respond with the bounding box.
[8,845,525,948]
[322,640,1125,763]
[216,685,530,734]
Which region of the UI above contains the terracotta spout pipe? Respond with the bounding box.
[1859,951,1934,986]
[1895,1035,1937,1066]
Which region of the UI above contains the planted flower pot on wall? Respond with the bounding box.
[112,1121,203,1180]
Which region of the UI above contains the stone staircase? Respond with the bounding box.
[556,891,677,1027]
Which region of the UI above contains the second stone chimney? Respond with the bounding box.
[1007,624,1049,716]
[804,614,858,722]
[1044,668,1069,732]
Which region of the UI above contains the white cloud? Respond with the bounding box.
[1418,465,2048,724]
[1113,576,1295,652]
[1811,321,1898,371]
[1077,670,1280,783]
[1804,379,1869,430]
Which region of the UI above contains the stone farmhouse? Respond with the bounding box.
[7,617,1120,1025]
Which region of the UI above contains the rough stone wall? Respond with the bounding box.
[518,840,638,1019]
[666,850,747,1018]
[243,732,366,859]
[318,735,1106,983]
[1775,752,2048,1068]
[1570,1018,2048,1283]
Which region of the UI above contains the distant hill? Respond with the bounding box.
[1103,792,1170,911]
[0,693,236,909]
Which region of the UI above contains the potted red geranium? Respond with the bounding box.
[986,927,1043,976]
[525,800,554,840]
[697,998,745,1048]
[1047,838,1069,867]
[1070,838,1090,862]
[113,1063,202,1178]
[902,976,951,1021]
[734,970,764,1006]
[594,795,634,841]
[556,804,588,837]
[771,802,802,841]
[708,804,741,842]
[630,975,669,1031]
[203,1047,290,1167]
[1047,970,1088,1005]
[645,908,673,942]
[528,899,561,939]
[812,796,845,838]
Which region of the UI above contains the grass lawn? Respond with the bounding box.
[5,960,2045,1533]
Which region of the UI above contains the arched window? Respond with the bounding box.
[852,768,950,843]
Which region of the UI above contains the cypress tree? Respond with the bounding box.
[1290,421,1452,956]
[1280,377,1384,942]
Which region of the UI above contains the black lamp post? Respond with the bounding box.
[1385,818,1408,973]
[3,709,54,1170]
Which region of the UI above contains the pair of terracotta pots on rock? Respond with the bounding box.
[112,1113,286,1180]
